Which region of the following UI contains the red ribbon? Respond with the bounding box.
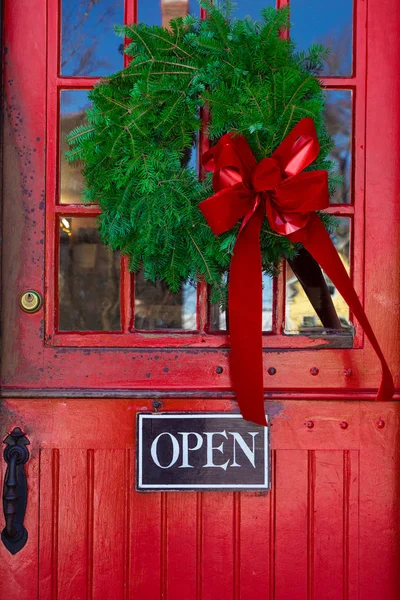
[200,117,394,426]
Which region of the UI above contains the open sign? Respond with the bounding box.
[137,413,269,491]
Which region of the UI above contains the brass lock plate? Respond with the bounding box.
[19,290,43,313]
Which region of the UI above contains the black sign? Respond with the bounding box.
[137,413,269,491]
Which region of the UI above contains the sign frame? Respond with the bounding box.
[137,412,270,492]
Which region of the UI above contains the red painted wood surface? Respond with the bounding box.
[1,0,400,598]
[0,399,399,599]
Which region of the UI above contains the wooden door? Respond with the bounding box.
[1,0,400,598]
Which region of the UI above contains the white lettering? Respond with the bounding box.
[178,432,203,468]
[229,432,258,468]
[204,431,229,470]
[150,432,180,469]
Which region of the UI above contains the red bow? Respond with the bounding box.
[200,118,394,426]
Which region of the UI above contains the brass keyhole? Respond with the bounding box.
[19,290,43,313]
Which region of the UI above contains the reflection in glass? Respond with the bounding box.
[59,218,121,331]
[61,0,124,76]
[60,90,91,205]
[285,218,351,334]
[234,0,275,20]
[139,0,200,27]
[324,90,352,204]
[291,0,353,76]
[134,273,197,330]
[210,274,273,332]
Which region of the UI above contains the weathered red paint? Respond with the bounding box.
[0,399,400,598]
[1,0,400,597]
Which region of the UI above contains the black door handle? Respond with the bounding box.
[2,427,30,554]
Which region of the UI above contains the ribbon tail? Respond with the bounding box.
[229,203,267,426]
[299,215,394,401]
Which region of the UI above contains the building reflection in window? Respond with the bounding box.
[134,274,197,331]
[209,274,273,332]
[59,217,121,331]
[140,0,198,26]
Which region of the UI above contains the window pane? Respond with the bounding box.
[60,90,91,205]
[210,274,273,332]
[139,0,200,27]
[59,217,121,331]
[61,0,124,77]
[285,218,351,334]
[291,0,353,76]
[324,90,352,205]
[134,273,197,330]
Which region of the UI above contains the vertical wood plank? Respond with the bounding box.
[359,404,400,600]
[38,448,60,600]
[166,493,198,599]
[130,491,162,599]
[313,451,344,600]
[359,447,400,599]
[123,449,132,600]
[347,451,360,600]
[201,493,234,599]
[239,491,271,599]
[57,450,88,600]
[239,451,274,600]
[275,450,308,600]
[92,450,125,600]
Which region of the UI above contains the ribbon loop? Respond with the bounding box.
[200,118,394,426]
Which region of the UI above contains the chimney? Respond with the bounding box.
[161,0,190,28]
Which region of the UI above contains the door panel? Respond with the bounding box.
[1,399,399,599]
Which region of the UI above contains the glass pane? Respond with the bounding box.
[210,274,273,332]
[234,0,275,20]
[325,90,352,205]
[60,90,91,205]
[285,218,351,334]
[134,273,197,330]
[291,0,353,76]
[139,0,200,27]
[59,217,121,331]
[61,0,124,76]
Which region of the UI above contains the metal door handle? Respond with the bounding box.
[1,427,30,554]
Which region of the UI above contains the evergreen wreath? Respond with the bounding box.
[66,1,339,305]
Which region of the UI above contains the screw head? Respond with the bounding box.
[344,368,352,377]
[152,400,163,411]
[377,418,385,429]
[305,420,314,429]
[339,420,349,430]
[268,367,276,376]
[215,366,223,374]
[310,367,319,376]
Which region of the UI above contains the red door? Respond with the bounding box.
[1,0,400,598]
